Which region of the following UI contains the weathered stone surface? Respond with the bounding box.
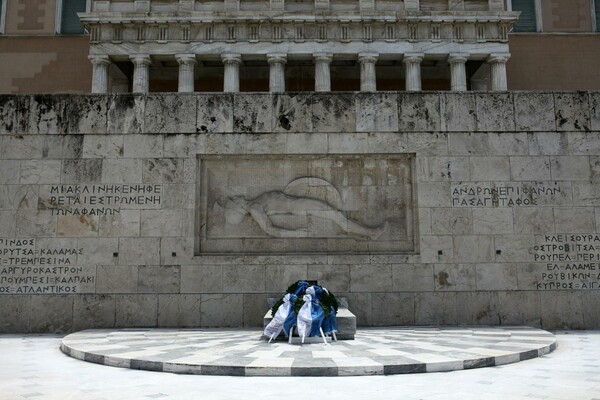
[108,95,145,134]
[391,264,434,291]
[118,238,161,265]
[138,266,181,293]
[115,294,158,327]
[180,265,223,293]
[306,264,349,293]
[158,294,201,327]
[73,295,116,330]
[66,95,109,134]
[555,92,590,132]
[472,208,513,234]
[82,135,123,158]
[200,294,243,327]
[470,157,510,181]
[123,134,163,158]
[234,94,273,133]
[140,209,182,237]
[434,264,476,291]
[96,266,138,293]
[222,265,266,293]
[476,263,517,290]
[550,156,591,180]
[371,293,415,326]
[266,265,309,292]
[29,295,73,332]
[430,208,472,235]
[0,296,30,332]
[20,160,61,184]
[442,93,476,131]
[197,95,234,133]
[101,158,143,183]
[540,291,584,329]
[356,93,398,132]
[488,132,528,155]
[528,132,568,155]
[28,95,68,135]
[43,135,84,159]
[272,94,312,133]
[553,207,595,233]
[476,93,515,131]
[311,94,355,133]
[510,156,551,181]
[514,92,555,131]
[448,132,490,155]
[62,159,102,183]
[145,94,197,134]
[398,93,441,132]
[513,208,555,234]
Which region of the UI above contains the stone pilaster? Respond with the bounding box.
[403,53,424,92]
[448,53,469,92]
[358,53,378,92]
[175,54,197,93]
[222,54,242,93]
[267,53,287,93]
[130,54,151,93]
[314,53,333,92]
[88,55,111,94]
[487,53,510,91]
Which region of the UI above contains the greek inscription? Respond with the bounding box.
[0,238,95,294]
[531,234,600,290]
[41,184,162,215]
[451,182,563,208]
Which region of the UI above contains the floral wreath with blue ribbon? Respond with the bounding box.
[264,280,339,343]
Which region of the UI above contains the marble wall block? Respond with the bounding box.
[513,208,555,234]
[355,93,398,132]
[96,265,138,293]
[581,291,600,328]
[123,134,163,158]
[82,135,123,158]
[108,95,145,134]
[0,96,18,135]
[514,92,556,131]
[448,132,490,156]
[494,235,535,263]
[398,93,441,132]
[476,263,518,291]
[243,294,270,327]
[420,235,454,264]
[0,211,16,236]
[43,135,84,159]
[140,209,183,237]
[180,265,223,293]
[311,94,356,133]
[414,292,459,325]
[101,159,143,183]
[27,95,68,135]
[550,156,591,180]
[163,134,206,158]
[420,157,470,182]
[138,265,181,293]
[197,94,234,133]
[540,291,584,329]
[442,93,477,132]
[115,294,158,327]
[65,95,109,134]
[488,132,528,155]
[272,94,312,133]
[472,208,513,234]
[476,93,515,131]
[568,132,600,155]
[469,157,510,181]
[1,135,43,159]
[408,132,449,156]
[497,291,541,326]
[528,132,569,155]
[430,208,472,235]
[57,215,99,237]
[591,92,600,131]
[158,294,202,327]
[200,294,243,327]
[371,293,415,326]
[391,264,434,291]
[510,156,551,181]
[99,210,141,237]
[265,264,309,292]
[0,296,30,332]
[72,294,116,330]
[233,94,273,133]
[349,264,392,292]
[417,182,451,207]
[0,160,20,184]
[453,235,494,263]
[145,94,197,134]
[118,238,161,265]
[29,295,73,332]
[306,264,349,293]
[553,207,595,233]
[554,92,591,132]
[61,159,102,183]
[434,263,476,291]
[77,238,119,266]
[20,160,61,184]
[222,265,266,293]
[15,211,56,236]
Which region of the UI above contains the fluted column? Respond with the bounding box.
[313,53,333,92]
[403,53,424,92]
[487,53,510,91]
[448,53,469,92]
[267,53,287,93]
[130,54,151,93]
[175,54,197,93]
[358,53,378,92]
[222,54,242,93]
[88,55,111,94]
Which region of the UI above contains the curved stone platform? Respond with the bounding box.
[61,326,557,376]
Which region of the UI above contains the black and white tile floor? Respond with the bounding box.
[60,326,557,376]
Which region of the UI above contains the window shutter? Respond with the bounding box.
[512,0,537,32]
[596,0,600,32]
[61,0,87,34]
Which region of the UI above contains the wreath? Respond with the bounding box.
[271,280,339,317]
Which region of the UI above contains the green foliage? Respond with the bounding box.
[270,280,339,318]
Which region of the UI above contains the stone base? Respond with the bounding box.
[263,307,357,340]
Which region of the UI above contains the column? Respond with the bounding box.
[403,52,424,92]
[130,54,151,93]
[267,53,286,93]
[313,53,333,92]
[448,53,469,92]
[487,53,510,91]
[88,55,111,94]
[175,54,197,93]
[222,54,242,93]
[358,53,378,92]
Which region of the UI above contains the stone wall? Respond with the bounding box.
[1,91,599,333]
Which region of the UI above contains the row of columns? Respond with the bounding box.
[89,52,510,94]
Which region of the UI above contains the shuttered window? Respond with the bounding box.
[512,0,537,32]
[61,0,86,34]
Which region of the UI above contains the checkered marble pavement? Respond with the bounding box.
[60,326,556,376]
